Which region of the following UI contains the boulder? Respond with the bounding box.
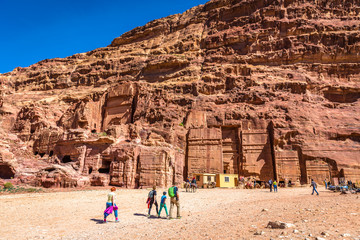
[267,221,295,229]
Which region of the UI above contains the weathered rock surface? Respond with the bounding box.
[0,0,359,188]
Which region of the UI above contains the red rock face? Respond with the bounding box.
[0,0,359,188]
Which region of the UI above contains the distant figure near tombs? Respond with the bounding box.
[311,179,319,196]
[185,177,191,192]
[273,180,278,192]
[268,179,273,192]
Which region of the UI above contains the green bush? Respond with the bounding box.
[26,188,38,193]
[3,182,14,189]
[0,183,43,194]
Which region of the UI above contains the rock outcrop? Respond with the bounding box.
[0,0,359,188]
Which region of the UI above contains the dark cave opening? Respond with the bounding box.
[98,167,110,174]
[98,159,111,174]
[62,155,72,163]
[0,164,15,179]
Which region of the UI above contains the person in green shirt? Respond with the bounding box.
[273,180,278,192]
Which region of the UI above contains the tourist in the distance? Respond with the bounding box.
[273,180,278,192]
[311,179,319,195]
[191,177,197,188]
[324,178,327,189]
[268,179,273,192]
[348,180,353,190]
[103,187,119,223]
[288,179,292,187]
[185,177,190,192]
[147,186,159,217]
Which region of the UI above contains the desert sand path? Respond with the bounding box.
[0,187,359,240]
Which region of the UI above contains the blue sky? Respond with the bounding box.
[0,0,208,73]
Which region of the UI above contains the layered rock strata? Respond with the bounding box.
[0,0,359,188]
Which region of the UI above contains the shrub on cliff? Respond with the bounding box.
[3,182,14,189]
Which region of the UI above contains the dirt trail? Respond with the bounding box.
[0,187,359,240]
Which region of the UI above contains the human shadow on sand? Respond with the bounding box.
[90,218,106,224]
[133,213,164,219]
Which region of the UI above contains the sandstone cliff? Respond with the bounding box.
[0,0,359,188]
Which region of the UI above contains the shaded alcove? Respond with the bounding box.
[99,167,110,173]
[99,159,111,174]
[257,136,275,181]
[62,155,72,163]
[135,155,141,188]
[0,164,15,179]
[339,169,345,178]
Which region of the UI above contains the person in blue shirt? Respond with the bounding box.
[324,179,327,189]
[191,177,197,192]
[191,177,197,187]
[311,179,319,195]
[158,191,169,218]
[185,177,191,192]
[268,179,273,192]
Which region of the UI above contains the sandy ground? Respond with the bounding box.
[0,187,359,240]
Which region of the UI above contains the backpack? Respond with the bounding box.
[148,190,154,199]
[168,187,175,197]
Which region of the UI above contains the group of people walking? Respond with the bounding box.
[103,178,324,223]
[146,185,181,219]
[103,183,181,223]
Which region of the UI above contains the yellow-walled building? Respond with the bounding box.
[216,174,238,188]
